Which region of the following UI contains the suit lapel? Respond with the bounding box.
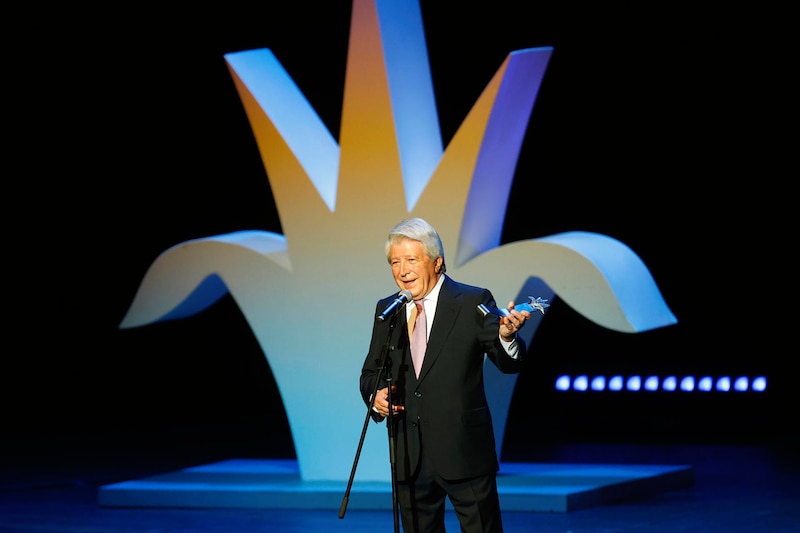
[416,277,462,381]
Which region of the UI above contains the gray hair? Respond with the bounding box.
[384,217,446,273]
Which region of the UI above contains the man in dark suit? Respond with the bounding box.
[360,217,531,533]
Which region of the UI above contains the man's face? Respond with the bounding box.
[389,237,441,301]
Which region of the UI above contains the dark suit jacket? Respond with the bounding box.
[360,275,526,482]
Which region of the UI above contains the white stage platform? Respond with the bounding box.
[99,458,694,513]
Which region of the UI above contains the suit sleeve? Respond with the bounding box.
[360,300,393,423]
[478,288,527,374]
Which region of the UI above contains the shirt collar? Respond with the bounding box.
[407,273,445,313]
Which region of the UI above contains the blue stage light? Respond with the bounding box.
[552,373,767,395]
[555,375,571,391]
[752,376,767,391]
[573,375,589,391]
[609,376,624,391]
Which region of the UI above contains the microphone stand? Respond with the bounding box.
[339,312,401,533]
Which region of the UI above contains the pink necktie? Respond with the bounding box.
[411,300,427,377]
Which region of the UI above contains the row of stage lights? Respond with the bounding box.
[554,374,768,393]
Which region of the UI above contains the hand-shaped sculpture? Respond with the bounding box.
[120,0,676,483]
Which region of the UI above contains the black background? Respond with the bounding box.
[6,2,791,461]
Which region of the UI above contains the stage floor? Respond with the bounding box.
[98,458,694,513]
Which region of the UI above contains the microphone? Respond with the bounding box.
[377,290,413,322]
